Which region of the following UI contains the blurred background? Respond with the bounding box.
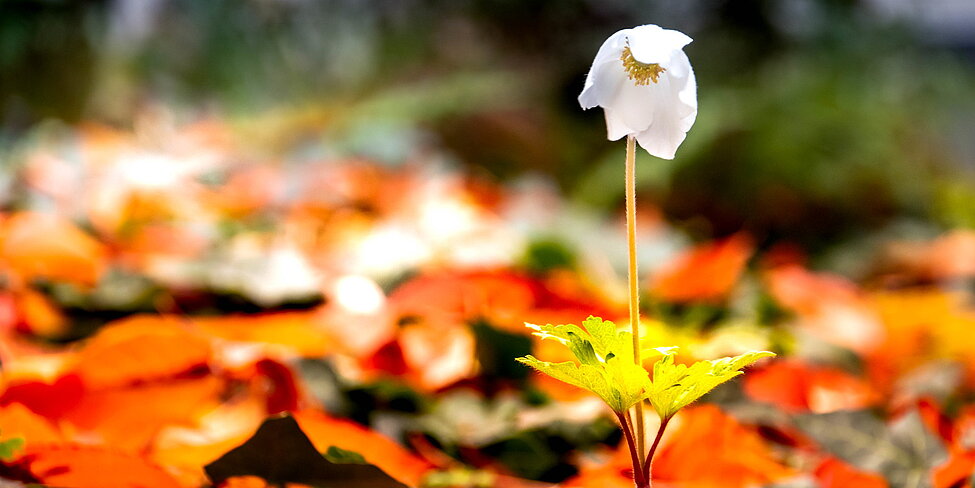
[3,2,975,486]
[2,0,974,253]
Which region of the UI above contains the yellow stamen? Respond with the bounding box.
[620,46,666,85]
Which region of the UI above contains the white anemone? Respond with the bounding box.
[578,24,698,160]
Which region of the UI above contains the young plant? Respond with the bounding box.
[518,317,773,487]
[518,25,774,488]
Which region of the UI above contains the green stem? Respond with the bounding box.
[642,415,671,485]
[624,135,646,464]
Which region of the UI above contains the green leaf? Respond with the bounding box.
[516,316,774,418]
[0,435,24,461]
[526,316,636,367]
[646,348,775,420]
[324,446,368,465]
[516,316,651,412]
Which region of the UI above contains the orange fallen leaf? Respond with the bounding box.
[20,443,182,488]
[0,211,107,286]
[765,264,883,353]
[12,289,67,338]
[117,223,210,267]
[765,264,862,315]
[933,407,975,488]
[223,358,301,415]
[398,322,476,391]
[814,457,888,488]
[0,292,16,333]
[868,289,975,390]
[292,409,433,487]
[563,467,636,488]
[151,397,267,487]
[651,233,752,303]
[217,476,314,488]
[194,311,331,358]
[565,405,792,488]
[651,404,794,487]
[388,270,538,331]
[62,376,224,452]
[0,403,62,448]
[0,373,84,420]
[885,230,975,283]
[207,165,283,218]
[72,315,212,390]
[743,360,878,413]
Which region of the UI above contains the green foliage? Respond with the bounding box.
[522,238,577,274]
[323,446,367,465]
[472,321,534,382]
[517,316,774,420]
[516,317,654,413]
[646,349,775,420]
[0,434,24,461]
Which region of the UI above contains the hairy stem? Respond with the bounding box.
[616,411,647,488]
[642,415,671,484]
[624,135,646,464]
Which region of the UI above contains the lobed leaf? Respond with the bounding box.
[519,316,774,417]
[647,349,775,420]
[517,316,650,412]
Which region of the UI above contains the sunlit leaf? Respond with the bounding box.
[647,348,775,420]
[516,316,652,413]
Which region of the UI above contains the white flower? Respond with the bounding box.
[578,24,698,160]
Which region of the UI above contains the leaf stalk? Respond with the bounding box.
[642,415,671,484]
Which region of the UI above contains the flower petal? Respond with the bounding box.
[634,52,697,159]
[578,24,698,158]
[578,29,628,110]
[579,58,628,112]
[603,108,630,141]
[607,80,657,135]
[626,24,693,68]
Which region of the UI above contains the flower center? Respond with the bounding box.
[620,46,666,85]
